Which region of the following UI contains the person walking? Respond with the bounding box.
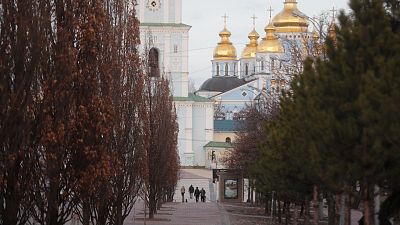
[194,187,200,202]
[189,185,194,199]
[200,188,206,202]
[180,186,185,203]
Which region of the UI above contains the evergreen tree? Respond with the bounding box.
[253,1,400,225]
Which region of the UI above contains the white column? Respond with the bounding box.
[175,0,182,23]
[185,104,193,154]
[164,0,169,23]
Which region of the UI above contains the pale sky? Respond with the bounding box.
[182,0,350,89]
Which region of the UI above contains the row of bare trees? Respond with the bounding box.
[0,1,179,225]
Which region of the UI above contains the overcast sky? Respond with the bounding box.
[181,0,350,88]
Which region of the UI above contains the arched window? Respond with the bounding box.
[245,63,249,75]
[225,137,231,143]
[261,61,264,71]
[216,64,220,76]
[149,48,160,77]
[225,63,229,76]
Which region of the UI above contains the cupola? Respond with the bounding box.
[257,21,284,53]
[213,25,237,60]
[272,0,309,33]
[241,28,260,59]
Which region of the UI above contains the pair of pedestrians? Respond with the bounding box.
[181,185,206,203]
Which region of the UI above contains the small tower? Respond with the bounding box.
[240,15,260,78]
[257,21,284,74]
[328,7,338,43]
[212,14,239,77]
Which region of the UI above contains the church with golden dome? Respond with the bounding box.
[197,0,314,99]
[137,0,334,168]
[196,0,331,168]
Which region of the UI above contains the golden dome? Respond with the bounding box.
[272,0,309,33]
[241,28,260,58]
[213,27,237,60]
[257,21,284,53]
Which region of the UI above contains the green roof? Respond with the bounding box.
[140,23,191,28]
[204,141,233,149]
[173,93,213,103]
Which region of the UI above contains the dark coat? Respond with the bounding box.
[194,188,200,196]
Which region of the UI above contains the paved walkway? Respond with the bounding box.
[174,169,217,203]
[125,169,228,225]
[127,201,230,225]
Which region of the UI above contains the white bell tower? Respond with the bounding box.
[136,0,190,97]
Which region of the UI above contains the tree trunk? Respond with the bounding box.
[48,175,61,225]
[247,179,251,203]
[363,182,374,225]
[319,193,324,221]
[345,192,351,225]
[285,202,291,225]
[250,179,254,203]
[374,186,380,225]
[305,197,311,225]
[327,193,336,225]
[293,203,299,225]
[4,169,18,225]
[278,197,282,224]
[340,193,346,225]
[97,199,108,225]
[313,186,320,225]
[82,198,91,225]
[116,194,124,225]
[336,194,341,225]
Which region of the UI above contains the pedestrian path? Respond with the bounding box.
[125,169,226,225]
[127,201,230,225]
[174,169,217,203]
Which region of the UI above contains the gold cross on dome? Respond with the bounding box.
[267,6,274,19]
[251,14,258,28]
[330,6,337,20]
[222,13,229,27]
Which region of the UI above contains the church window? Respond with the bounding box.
[149,48,160,77]
[245,63,249,75]
[216,64,220,76]
[225,137,231,143]
[174,45,178,53]
[261,61,264,71]
[225,63,228,76]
